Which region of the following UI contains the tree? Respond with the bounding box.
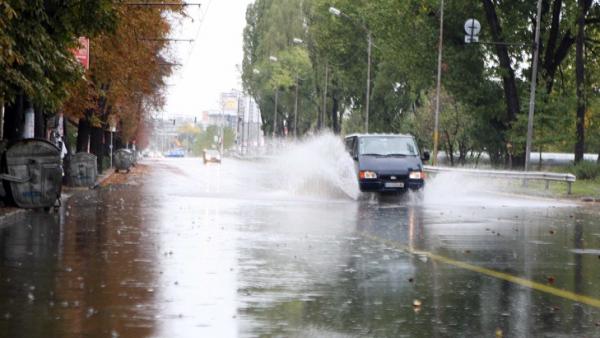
[243,0,317,137]
[61,3,183,171]
[1,0,116,141]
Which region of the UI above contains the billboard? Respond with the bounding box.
[72,37,90,69]
[221,92,239,116]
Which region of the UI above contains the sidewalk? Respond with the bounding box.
[0,166,121,224]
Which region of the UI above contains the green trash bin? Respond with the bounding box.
[69,152,97,187]
[114,149,134,173]
[0,139,62,209]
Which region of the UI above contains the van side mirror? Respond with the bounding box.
[422,151,430,162]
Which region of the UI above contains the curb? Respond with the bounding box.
[580,196,600,203]
[93,170,116,188]
[0,208,26,227]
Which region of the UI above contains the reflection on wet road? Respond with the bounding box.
[1,157,599,337]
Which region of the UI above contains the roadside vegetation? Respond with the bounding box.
[501,162,600,199]
[242,0,600,168]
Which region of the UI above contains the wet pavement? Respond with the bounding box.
[1,156,600,337]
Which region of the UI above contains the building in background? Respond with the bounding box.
[210,89,264,155]
[236,95,263,155]
[149,89,264,156]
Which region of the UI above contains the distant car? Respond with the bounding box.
[165,148,185,158]
[344,133,429,193]
[203,149,221,164]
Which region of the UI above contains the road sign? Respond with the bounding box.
[465,35,479,43]
[464,19,481,36]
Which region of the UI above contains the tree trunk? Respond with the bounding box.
[90,126,104,172]
[574,0,590,163]
[331,94,340,134]
[444,131,454,166]
[4,94,25,142]
[482,0,521,123]
[76,116,91,152]
[458,142,467,166]
[104,130,112,167]
[34,107,45,139]
[62,117,71,185]
[542,0,577,95]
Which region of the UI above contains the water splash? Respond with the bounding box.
[423,171,575,208]
[268,132,360,200]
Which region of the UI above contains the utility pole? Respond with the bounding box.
[432,0,444,166]
[365,32,372,133]
[524,0,543,171]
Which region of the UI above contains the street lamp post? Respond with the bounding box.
[273,89,279,137]
[293,75,299,138]
[269,55,279,137]
[292,37,304,139]
[329,6,372,133]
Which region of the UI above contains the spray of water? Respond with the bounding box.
[423,172,574,208]
[267,132,360,200]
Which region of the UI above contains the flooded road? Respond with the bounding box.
[1,154,600,337]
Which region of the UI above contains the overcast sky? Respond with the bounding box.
[163,0,254,118]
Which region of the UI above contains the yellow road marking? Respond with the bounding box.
[362,233,600,309]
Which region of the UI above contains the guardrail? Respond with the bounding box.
[423,165,576,194]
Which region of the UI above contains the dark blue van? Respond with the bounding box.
[344,134,430,193]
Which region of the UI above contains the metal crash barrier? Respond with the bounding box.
[423,165,577,194]
[114,149,134,173]
[69,152,97,187]
[0,139,62,208]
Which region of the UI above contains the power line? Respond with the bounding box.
[138,38,194,42]
[182,0,212,69]
[120,2,202,7]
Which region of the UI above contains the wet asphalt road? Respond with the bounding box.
[1,157,600,337]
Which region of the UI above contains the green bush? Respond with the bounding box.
[569,161,600,180]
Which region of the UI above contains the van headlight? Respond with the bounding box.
[409,171,424,179]
[359,171,378,179]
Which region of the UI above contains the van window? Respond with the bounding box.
[358,137,418,156]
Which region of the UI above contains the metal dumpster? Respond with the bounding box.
[114,149,134,172]
[0,139,62,209]
[69,152,97,187]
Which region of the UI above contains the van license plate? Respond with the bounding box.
[385,182,404,188]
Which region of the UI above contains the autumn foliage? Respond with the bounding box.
[62,2,184,143]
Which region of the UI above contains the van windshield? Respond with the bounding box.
[358,137,418,156]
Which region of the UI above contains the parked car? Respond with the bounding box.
[344,133,429,193]
[203,149,221,164]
